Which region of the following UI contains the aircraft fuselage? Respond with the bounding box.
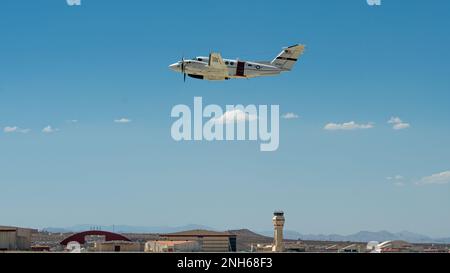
[170,57,283,80]
[169,45,305,81]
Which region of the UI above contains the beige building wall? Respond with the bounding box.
[0,226,36,251]
[163,236,230,252]
[161,230,236,252]
[94,241,142,252]
[0,231,17,250]
[145,240,200,252]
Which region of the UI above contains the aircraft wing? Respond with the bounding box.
[208,52,227,70]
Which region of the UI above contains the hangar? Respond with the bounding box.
[60,230,131,245]
[0,226,37,251]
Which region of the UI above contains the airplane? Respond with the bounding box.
[169,44,305,81]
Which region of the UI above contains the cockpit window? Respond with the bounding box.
[197,58,203,61]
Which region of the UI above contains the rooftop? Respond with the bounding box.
[148,240,196,246]
[162,229,236,237]
[0,226,38,232]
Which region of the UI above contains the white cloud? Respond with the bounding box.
[66,119,78,123]
[388,117,410,130]
[282,113,300,119]
[214,110,258,125]
[417,171,450,185]
[114,118,131,123]
[387,175,404,180]
[66,0,81,6]
[387,175,405,186]
[3,126,30,134]
[388,117,402,124]
[324,121,374,131]
[4,126,18,133]
[393,123,410,130]
[42,125,59,134]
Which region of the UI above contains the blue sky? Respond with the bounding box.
[0,0,449,237]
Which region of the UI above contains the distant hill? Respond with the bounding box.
[228,229,273,251]
[42,224,215,234]
[261,230,450,244]
[229,229,272,241]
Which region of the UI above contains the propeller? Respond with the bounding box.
[181,56,186,82]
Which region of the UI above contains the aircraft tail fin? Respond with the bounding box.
[271,44,305,70]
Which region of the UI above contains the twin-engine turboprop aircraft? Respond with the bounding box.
[169,44,305,81]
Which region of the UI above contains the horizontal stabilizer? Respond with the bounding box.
[271,44,305,70]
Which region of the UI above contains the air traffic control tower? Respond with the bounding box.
[272,211,285,252]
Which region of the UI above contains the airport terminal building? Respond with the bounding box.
[161,230,237,252]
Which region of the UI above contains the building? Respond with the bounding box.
[249,211,287,253]
[0,226,37,251]
[60,230,131,246]
[323,244,340,253]
[377,240,414,253]
[145,240,200,252]
[251,243,275,252]
[338,244,360,253]
[31,245,51,252]
[161,230,237,252]
[284,242,307,252]
[93,241,143,252]
[272,211,285,252]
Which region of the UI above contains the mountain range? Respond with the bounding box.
[42,224,214,234]
[260,230,450,244]
[41,225,450,244]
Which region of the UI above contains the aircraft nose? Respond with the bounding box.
[169,62,180,71]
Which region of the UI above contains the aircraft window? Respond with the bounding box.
[225,61,229,65]
[248,64,253,67]
[230,62,234,66]
[197,58,203,61]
